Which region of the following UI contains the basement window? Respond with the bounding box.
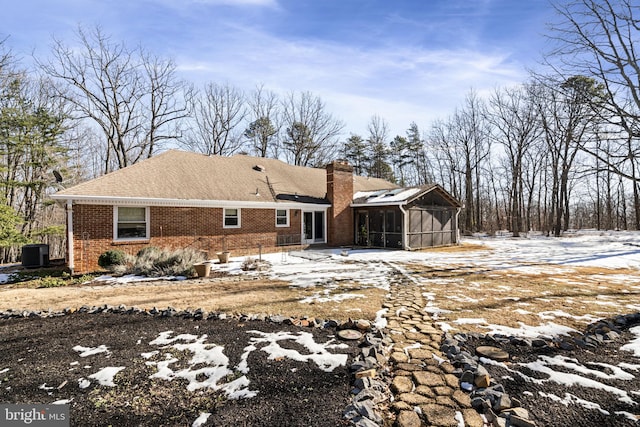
[114,206,149,240]
[224,208,241,228]
[275,209,289,227]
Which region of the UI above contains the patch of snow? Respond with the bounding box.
[149,331,199,345]
[192,412,211,427]
[88,367,125,387]
[78,378,91,389]
[0,368,9,374]
[299,289,364,304]
[433,354,446,365]
[146,331,256,399]
[240,330,349,373]
[436,322,454,333]
[454,411,465,427]
[51,399,72,405]
[373,308,388,329]
[73,345,110,357]
[615,411,639,421]
[141,351,159,359]
[39,383,54,391]
[538,391,609,415]
[0,273,17,284]
[483,322,578,339]
[539,355,635,381]
[622,326,640,358]
[538,310,601,323]
[524,360,636,404]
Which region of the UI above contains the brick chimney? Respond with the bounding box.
[326,160,354,246]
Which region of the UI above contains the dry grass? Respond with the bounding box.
[405,262,640,334]
[0,276,386,322]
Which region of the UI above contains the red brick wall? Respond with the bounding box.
[326,161,354,246]
[70,205,303,273]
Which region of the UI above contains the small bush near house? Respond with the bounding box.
[97,250,127,271]
[36,276,67,288]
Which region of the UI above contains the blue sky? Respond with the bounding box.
[1,0,556,138]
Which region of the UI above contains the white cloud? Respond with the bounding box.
[174,24,528,136]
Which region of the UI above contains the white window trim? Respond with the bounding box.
[275,209,290,227]
[223,208,241,229]
[113,206,150,241]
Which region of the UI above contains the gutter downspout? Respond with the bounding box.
[66,200,74,273]
[455,207,462,244]
[399,204,410,250]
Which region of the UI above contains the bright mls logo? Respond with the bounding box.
[0,404,69,426]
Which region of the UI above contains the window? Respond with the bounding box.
[275,209,289,227]
[224,208,240,228]
[115,206,148,240]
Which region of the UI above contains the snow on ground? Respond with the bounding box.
[239,330,349,373]
[144,328,350,400]
[0,273,17,284]
[88,367,125,387]
[622,326,640,357]
[146,330,255,398]
[73,345,110,357]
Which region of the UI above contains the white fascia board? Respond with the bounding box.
[50,194,330,210]
[350,201,406,208]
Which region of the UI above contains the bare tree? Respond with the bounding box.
[183,82,247,156]
[487,84,543,237]
[142,51,191,158]
[533,76,604,235]
[245,84,280,158]
[40,26,188,173]
[548,0,640,228]
[280,91,344,167]
[428,118,462,200]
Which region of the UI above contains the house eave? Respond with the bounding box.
[50,194,331,210]
[350,201,406,208]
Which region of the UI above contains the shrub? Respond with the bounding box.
[136,246,161,258]
[97,249,127,271]
[36,276,67,288]
[131,247,206,277]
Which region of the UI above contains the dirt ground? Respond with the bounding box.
[0,312,359,427]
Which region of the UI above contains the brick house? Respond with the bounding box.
[51,150,461,273]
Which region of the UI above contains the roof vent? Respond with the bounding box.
[253,164,266,172]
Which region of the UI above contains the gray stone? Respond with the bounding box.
[476,346,509,361]
[354,400,382,424]
[501,407,530,419]
[460,370,475,384]
[353,416,380,427]
[510,415,537,427]
[394,410,421,427]
[531,338,547,347]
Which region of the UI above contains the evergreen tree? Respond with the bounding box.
[341,134,368,175]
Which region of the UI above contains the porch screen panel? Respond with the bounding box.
[369,210,384,247]
[442,210,453,245]
[408,209,421,248]
[385,210,402,248]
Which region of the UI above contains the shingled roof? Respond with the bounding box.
[52,150,397,205]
